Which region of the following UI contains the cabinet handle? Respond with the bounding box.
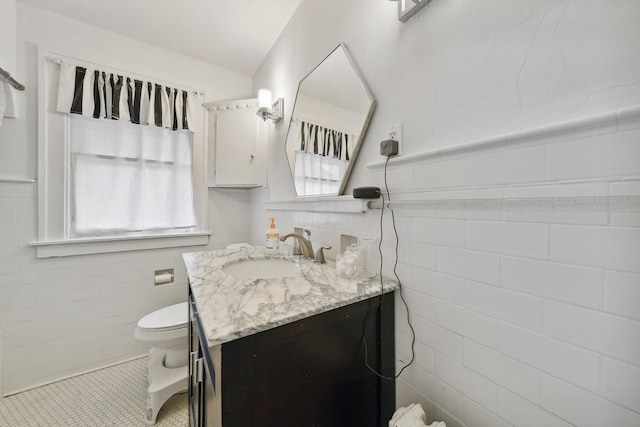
[190,351,198,385]
[250,154,255,160]
[190,352,204,385]
[195,358,204,384]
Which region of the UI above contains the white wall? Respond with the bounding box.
[0,4,254,394]
[252,1,640,426]
[254,0,640,201]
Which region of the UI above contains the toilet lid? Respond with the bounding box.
[137,302,188,332]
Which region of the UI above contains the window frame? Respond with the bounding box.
[31,47,210,258]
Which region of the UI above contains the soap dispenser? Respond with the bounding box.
[265,217,280,249]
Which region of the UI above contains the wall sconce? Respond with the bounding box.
[256,89,283,123]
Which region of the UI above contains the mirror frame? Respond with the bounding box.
[284,43,376,197]
[397,0,431,22]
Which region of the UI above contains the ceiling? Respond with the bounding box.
[18,0,302,76]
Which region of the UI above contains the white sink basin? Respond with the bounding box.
[222,258,301,279]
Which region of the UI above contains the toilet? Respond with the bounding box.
[134,302,189,425]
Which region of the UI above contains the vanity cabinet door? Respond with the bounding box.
[189,289,395,426]
[188,294,204,426]
[205,98,267,188]
[189,292,222,427]
[220,295,395,427]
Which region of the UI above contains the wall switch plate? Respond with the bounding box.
[389,122,403,155]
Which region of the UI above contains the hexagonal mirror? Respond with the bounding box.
[284,43,375,197]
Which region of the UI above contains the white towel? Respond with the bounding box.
[0,80,6,127]
[389,403,446,427]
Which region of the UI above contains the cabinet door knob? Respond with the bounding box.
[250,154,255,160]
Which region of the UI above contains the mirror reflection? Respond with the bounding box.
[285,44,375,197]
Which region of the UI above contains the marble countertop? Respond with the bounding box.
[182,245,398,347]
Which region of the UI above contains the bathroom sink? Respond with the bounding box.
[222,258,301,279]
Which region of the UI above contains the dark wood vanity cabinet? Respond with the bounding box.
[189,293,216,427]
[188,289,395,427]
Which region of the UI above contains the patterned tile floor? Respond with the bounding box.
[0,357,188,426]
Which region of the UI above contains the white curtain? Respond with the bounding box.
[71,115,196,235]
[291,119,353,196]
[294,150,347,196]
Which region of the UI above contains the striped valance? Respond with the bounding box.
[56,62,197,132]
[299,120,354,161]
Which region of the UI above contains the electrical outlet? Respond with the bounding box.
[389,122,403,155]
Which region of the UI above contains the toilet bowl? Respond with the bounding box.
[134,302,189,425]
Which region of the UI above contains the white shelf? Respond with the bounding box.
[265,195,371,214]
[381,195,640,212]
[366,105,640,170]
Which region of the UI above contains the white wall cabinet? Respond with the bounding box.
[205,98,267,188]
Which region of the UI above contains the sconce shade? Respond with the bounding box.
[256,88,283,123]
[258,89,273,110]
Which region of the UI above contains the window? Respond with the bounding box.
[70,115,196,236]
[33,50,209,258]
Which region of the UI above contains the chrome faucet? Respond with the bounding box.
[280,233,314,260]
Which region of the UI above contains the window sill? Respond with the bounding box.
[29,231,210,258]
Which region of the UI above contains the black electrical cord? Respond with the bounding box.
[362,155,416,380]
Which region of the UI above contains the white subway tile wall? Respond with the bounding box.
[600,357,640,414]
[255,114,640,426]
[435,353,498,413]
[496,387,573,427]
[461,397,512,427]
[604,271,640,320]
[466,145,547,186]
[547,130,640,181]
[0,186,251,394]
